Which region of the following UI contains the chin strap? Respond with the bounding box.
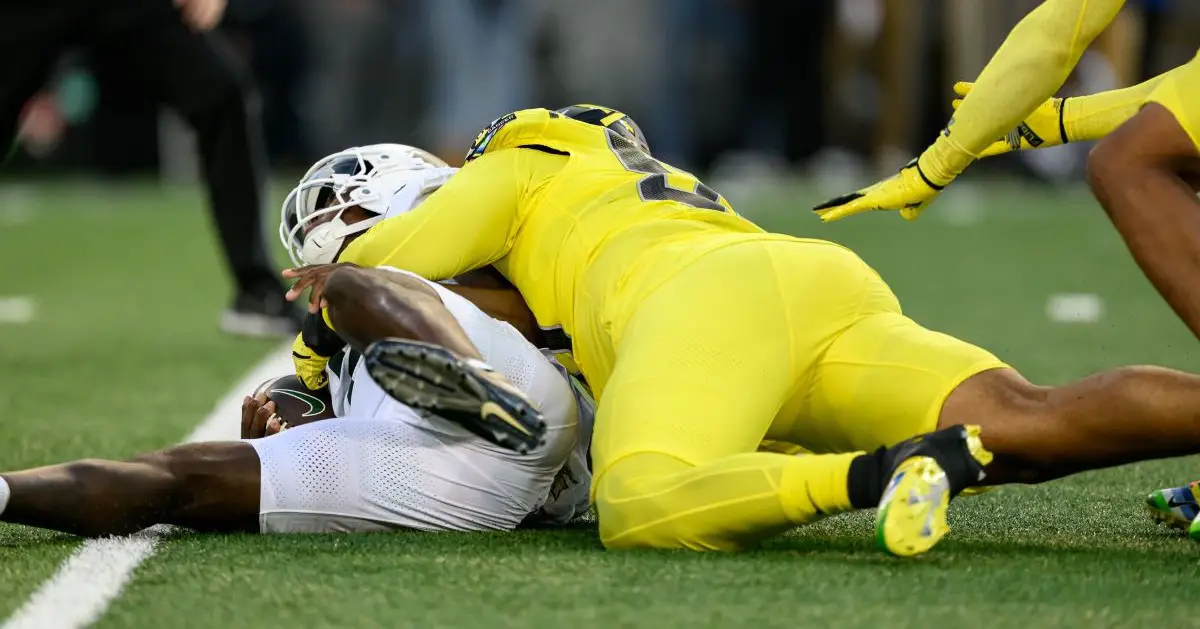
[302,215,383,264]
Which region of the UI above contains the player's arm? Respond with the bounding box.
[815,0,1125,221]
[959,62,1189,157]
[929,0,1126,169]
[321,266,485,360]
[1088,78,1200,339]
[339,148,535,279]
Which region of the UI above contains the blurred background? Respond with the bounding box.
[2,0,1200,382]
[5,0,1196,183]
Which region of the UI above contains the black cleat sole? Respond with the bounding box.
[364,339,546,453]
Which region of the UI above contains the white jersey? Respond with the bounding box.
[367,167,595,524]
[250,268,592,533]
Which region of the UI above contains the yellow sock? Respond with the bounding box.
[594,451,858,551]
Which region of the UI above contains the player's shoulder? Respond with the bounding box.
[464,108,607,164]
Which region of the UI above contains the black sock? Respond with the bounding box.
[847,448,886,509]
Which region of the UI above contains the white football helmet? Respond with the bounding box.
[279,144,450,266]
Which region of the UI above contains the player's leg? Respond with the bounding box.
[1084,54,1200,532]
[589,241,855,551]
[1087,52,1200,341]
[324,265,548,452]
[0,442,260,537]
[589,240,985,553]
[937,365,1200,485]
[252,417,556,533]
[790,265,1200,485]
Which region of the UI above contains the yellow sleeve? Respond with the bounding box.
[340,148,536,280]
[1146,52,1200,152]
[920,0,1126,183]
[1061,65,1178,141]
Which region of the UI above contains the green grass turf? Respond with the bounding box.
[0,183,280,615]
[3,179,1200,628]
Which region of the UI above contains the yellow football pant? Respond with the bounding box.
[583,237,1005,550]
[1147,50,1200,151]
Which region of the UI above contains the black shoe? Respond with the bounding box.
[220,288,302,338]
[364,338,547,453]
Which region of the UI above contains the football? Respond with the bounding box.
[252,374,337,427]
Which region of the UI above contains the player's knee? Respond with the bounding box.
[593,456,731,551]
[593,468,674,550]
[942,370,1061,478]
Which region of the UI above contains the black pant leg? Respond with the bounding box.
[91,1,277,296]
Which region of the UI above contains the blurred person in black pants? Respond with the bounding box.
[744,0,832,165]
[0,0,298,337]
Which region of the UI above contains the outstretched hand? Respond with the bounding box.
[283,263,358,314]
[812,159,942,222]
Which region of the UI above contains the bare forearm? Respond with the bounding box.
[323,266,484,360]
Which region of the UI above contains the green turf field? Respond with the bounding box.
[1,179,1199,628]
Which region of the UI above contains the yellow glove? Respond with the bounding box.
[953,82,1067,158]
[812,158,944,222]
[292,332,331,390]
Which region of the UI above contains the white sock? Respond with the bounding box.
[0,476,10,517]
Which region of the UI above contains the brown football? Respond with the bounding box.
[252,374,337,428]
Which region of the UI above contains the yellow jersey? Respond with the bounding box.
[339,108,767,371]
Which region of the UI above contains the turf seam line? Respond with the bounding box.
[1,342,292,629]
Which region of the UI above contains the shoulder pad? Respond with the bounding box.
[464,108,607,163]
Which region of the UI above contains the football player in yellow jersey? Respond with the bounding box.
[811,0,1200,539]
[285,104,1200,558]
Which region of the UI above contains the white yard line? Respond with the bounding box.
[2,343,293,629]
[0,297,35,325]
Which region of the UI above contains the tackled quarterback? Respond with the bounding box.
[0,145,592,536]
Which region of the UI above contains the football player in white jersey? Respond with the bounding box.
[0,145,593,536]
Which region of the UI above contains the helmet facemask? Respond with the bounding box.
[279,145,448,266]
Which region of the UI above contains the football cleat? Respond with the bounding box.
[875,425,992,557]
[1146,481,1200,531]
[363,338,547,454]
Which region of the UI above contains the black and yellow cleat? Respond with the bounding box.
[875,425,992,558]
[363,338,547,453]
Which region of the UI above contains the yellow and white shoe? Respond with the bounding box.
[875,425,992,557]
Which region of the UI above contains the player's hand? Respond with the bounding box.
[284,263,358,314]
[292,332,331,390]
[175,0,227,32]
[953,82,1067,158]
[812,158,942,222]
[241,394,286,439]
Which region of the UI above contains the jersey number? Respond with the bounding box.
[606,133,726,212]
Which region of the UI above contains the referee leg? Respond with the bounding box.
[91,1,297,336]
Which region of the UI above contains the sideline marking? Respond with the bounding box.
[2,344,292,629]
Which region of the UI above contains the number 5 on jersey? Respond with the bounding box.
[607,133,733,213]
